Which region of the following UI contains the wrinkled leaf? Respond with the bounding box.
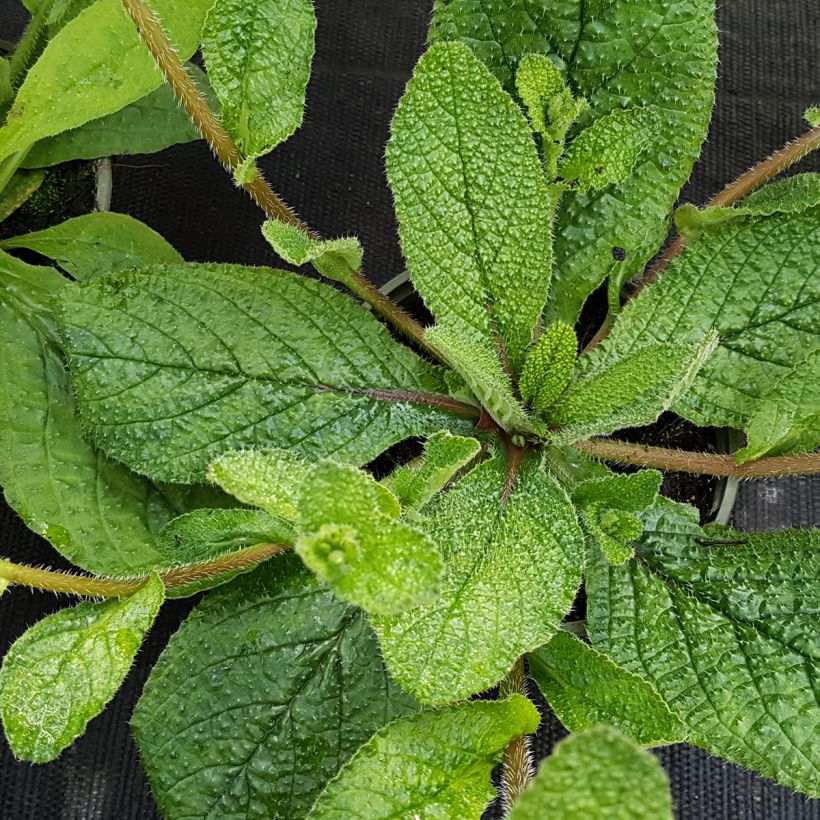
[519,321,577,415]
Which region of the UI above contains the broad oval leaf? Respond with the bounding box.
[0,574,164,762]
[57,263,472,482]
[133,554,418,820]
[308,696,540,820]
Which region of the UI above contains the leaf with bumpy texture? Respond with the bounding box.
[430,0,718,326]
[387,41,556,372]
[133,555,418,820]
[0,0,213,160]
[201,0,315,159]
[57,263,472,482]
[373,450,584,704]
[308,696,540,820]
[508,726,673,820]
[584,207,820,429]
[528,631,686,745]
[0,213,182,279]
[0,575,163,762]
[586,497,820,796]
[519,321,577,415]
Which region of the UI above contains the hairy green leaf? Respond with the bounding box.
[308,696,540,820]
[202,0,315,159]
[0,213,182,279]
[57,263,471,482]
[508,726,673,820]
[0,0,213,160]
[387,41,556,371]
[0,575,163,762]
[587,497,820,796]
[0,57,10,107]
[374,450,584,704]
[133,555,418,820]
[806,107,820,128]
[528,631,686,745]
[519,321,577,415]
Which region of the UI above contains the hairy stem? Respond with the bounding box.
[574,438,820,478]
[0,542,288,598]
[499,657,532,810]
[8,0,57,89]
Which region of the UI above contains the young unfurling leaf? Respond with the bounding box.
[519,322,577,416]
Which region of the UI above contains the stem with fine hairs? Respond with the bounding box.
[499,657,533,809]
[574,438,820,478]
[0,542,288,598]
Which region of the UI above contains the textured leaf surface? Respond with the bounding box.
[387,41,555,371]
[308,696,539,820]
[57,263,470,482]
[430,0,718,325]
[0,213,182,279]
[528,631,685,745]
[133,555,418,820]
[519,321,577,415]
[374,451,584,704]
[202,0,315,158]
[587,497,820,796]
[0,575,163,762]
[0,0,213,159]
[585,207,820,428]
[296,461,443,615]
[508,726,673,820]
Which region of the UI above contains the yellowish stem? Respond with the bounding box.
[499,657,533,809]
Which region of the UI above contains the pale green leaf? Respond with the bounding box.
[519,321,577,415]
[387,41,556,371]
[528,631,686,746]
[806,107,820,128]
[308,696,540,820]
[57,263,472,482]
[296,460,443,615]
[0,169,45,222]
[374,450,584,704]
[585,207,820,429]
[0,213,182,279]
[0,574,164,762]
[587,497,820,796]
[133,554,418,820]
[201,0,315,158]
[0,57,10,106]
[508,726,673,820]
[0,0,213,160]
[430,0,718,326]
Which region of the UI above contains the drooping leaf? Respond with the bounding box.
[387,41,556,372]
[201,0,315,159]
[519,321,577,415]
[0,169,45,222]
[508,726,673,820]
[133,554,418,820]
[528,631,686,746]
[374,450,584,704]
[0,213,182,279]
[22,65,217,169]
[0,574,164,763]
[308,696,540,820]
[550,332,719,443]
[0,0,213,160]
[57,263,472,483]
[296,460,443,615]
[586,207,820,429]
[430,0,718,326]
[586,497,820,796]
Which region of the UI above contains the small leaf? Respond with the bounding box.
[508,726,673,820]
[0,575,164,762]
[201,0,316,159]
[519,322,577,415]
[528,631,686,746]
[805,107,820,127]
[296,461,443,615]
[134,555,417,818]
[0,213,182,279]
[308,696,540,820]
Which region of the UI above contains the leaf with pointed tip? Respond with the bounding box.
[519,321,577,415]
[587,497,820,796]
[0,213,182,280]
[373,450,584,704]
[0,575,163,762]
[133,555,418,820]
[508,726,673,820]
[308,696,539,820]
[387,41,555,372]
[528,631,686,746]
[57,263,472,483]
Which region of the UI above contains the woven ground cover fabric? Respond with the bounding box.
[1,1,819,818]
